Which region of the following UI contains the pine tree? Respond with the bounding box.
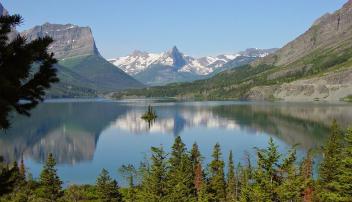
[338,128,352,200]
[194,162,203,195]
[191,142,204,196]
[191,142,202,169]
[96,168,122,202]
[276,148,301,201]
[165,136,195,202]
[0,14,58,129]
[300,150,314,202]
[317,120,344,201]
[226,150,237,202]
[138,146,168,202]
[208,143,226,202]
[254,137,281,201]
[197,179,213,202]
[37,153,62,202]
[119,164,137,202]
[0,161,25,197]
[237,163,251,202]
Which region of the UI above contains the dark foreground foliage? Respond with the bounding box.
[0,14,58,130]
[0,121,351,201]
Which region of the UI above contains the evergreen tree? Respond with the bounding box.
[0,161,24,196]
[317,120,344,201]
[276,148,301,201]
[165,136,195,202]
[226,150,237,202]
[194,162,203,196]
[96,168,122,202]
[191,142,202,169]
[197,179,213,202]
[0,14,58,129]
[37,153,62,201]
[338,128,352,200]
[119,164,137,202]
[253,137,281,201]
[300,150,314,202]
[237,164,251,202]
[191,142,204,196]
[208,143,226,202]
[138,146,168,202]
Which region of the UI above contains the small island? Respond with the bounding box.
[141,105,157,121]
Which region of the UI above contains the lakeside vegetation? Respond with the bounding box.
[0,121,351,201]
[342,95,352,103]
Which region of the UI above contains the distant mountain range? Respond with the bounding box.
[20,23,144,97]
[109,47,277,85]
[114,1,352,102]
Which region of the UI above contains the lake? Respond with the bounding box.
[1,99,352,186]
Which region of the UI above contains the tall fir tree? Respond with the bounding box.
[138,146,168,202]
[191,142,204,196]
[208,143,226,202]
[37,153,62,202]
[338,128,352,200]
[96,168,122,202]
[226,150,237,202]
[317,120,344,201]
[0,14,58,129]
[276,148,301,201]
[237,163,251,202]
[191,142,202,169]
[253,137,281,201]
[165,136,196,202]
[118,164,137,202]
[300,150,314,202]
[194,162,203,196]
[197,179,213,202]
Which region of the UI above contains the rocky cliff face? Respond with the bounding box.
[22,23,100,59]
[245,1,352,102]
[254,1,352,67]
[20,23,143,94]
[246,68,352,102]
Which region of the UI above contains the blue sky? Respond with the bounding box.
[1,0,347,58]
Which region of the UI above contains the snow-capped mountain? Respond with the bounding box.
[109,47,276,76]
[109,47,277,85]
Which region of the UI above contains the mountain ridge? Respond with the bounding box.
[113,2,352,102]
[109,47,276,85]
[21,22,144,97]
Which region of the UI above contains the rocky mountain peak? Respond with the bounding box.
[131,50,148,57]
[239,48,278,57]
[166,46,187,68]
[110,47,276,78]
[21,23,100,59]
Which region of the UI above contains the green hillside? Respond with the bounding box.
[135,64,201,86]
[47,55,144,98]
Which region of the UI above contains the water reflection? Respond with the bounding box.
[111,109,240,135]
[0,100,351,167]
[0,102,129,164]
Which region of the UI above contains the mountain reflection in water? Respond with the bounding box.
[1,100,351,167]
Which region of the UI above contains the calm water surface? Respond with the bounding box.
[1,99,352,186]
